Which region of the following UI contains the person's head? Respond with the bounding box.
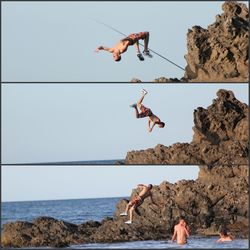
[220,228,228,237]
[179,216,186,225]
[113,52,121,62]
[148,184,153,190]
[156,121,165,128]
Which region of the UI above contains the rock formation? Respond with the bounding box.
[1,166,248,247]
[132,1,249,82]
[125,89,248,165]
[184,1,249,82]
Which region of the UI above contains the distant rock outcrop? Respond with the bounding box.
[1,166,248,247]
[132,1,248,82]
[125,89,248,165]
[153,77,184,83]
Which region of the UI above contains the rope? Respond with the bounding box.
[92,18,185,71]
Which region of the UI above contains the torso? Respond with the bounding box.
[175,225,188,244]
[114,40,130,54]
[138,187,151,200]
[220,236,232,242]
[149,114,161,123]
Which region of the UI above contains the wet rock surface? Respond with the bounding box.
[125,89,248,165]
[1,166,248,247]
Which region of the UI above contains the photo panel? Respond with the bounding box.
[1,165,248,248]
[2,83,248,166]
[2,1,248,82]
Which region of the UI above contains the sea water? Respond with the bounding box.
[1,197,122,226]
[70,238,248,249]
[22,159,125,165]
[2,198,248,249]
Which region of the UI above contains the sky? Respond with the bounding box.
[3,1,248,82]
[2,83,248,164]
[2,166,199,202]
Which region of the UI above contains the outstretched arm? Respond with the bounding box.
[95,46,114,53]
[148,120,156,133]
[137,184,147,188]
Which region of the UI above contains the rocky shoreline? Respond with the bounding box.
[1,165,248,248]
[131,1,249,82]
[124,89,248,165]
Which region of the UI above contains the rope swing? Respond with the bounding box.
[92,18,185,71]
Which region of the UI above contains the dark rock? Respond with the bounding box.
[130,78,142,83]
[2,166,248,247]
[134,2,248,83]
[153,77,183,83]
[115,160,125,165]
[184,1,249,82]
[125,89,248,165]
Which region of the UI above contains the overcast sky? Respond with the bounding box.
[3,1,248,82]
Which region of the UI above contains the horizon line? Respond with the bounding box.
[2,195,129,204]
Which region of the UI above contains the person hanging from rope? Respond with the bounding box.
[95,31,153,62]
[130,89,165,132]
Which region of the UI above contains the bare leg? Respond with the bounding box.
[120,202,132,216]
[133,106,140,118]
[130,90,148,118]
[125,202,132,213]
[144,32,150,51]
[137,91,147,108]
[129,206,135,222]
[134,41,141,54]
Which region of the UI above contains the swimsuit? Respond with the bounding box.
[122,32,147,45]
[138,105,153,118]
[130,196,143,206]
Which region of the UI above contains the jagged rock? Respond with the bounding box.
[153,77,183,83]
[133,1,248,83]
[1,166,248,247]
[125,89,248,165]
[184,1,249,82]
[1,217,102,248]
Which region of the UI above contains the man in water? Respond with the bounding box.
[172,216,190,245]
[217,228,233,242]
[120,184,157,224]
[130,89,165,132]
[95,31,152,61]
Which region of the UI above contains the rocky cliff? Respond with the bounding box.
[125,89,248,165]
[184,1,249,82]
[1,165,248,248]
[131,1,249,83]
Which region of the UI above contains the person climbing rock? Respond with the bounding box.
[120,184,157,224]
[95,31,153,61]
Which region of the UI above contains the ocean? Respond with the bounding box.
[19,159,125,165]
[1,197,122,226]
[1,198,248,249]
[70,238,248,249]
